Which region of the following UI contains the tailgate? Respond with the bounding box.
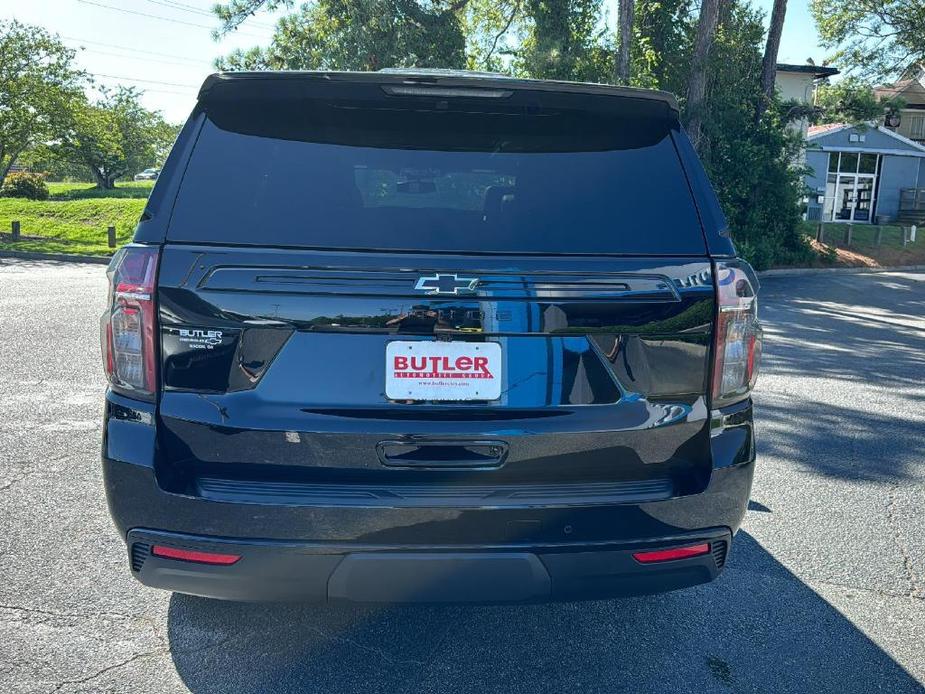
[155,246,715,500]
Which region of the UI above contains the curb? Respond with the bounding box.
[758,264,925,277]
[0,250,112,265]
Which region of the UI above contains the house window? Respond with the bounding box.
[822,152,881,223]
[839,152,859,173]
[906,114,925,141]
[858,153,878,174]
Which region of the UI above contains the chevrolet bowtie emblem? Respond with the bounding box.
[414,274,480,295]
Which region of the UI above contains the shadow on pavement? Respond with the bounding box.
[759,273,925,391]
[755,272,925,483]
[756,395,925,483]
[166,532,922,694]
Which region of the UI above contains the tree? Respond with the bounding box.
[630,0,693,93]
[463,0,522,72]
[813,76,904,124]
[685,0,724,152]
[213,0,610,83]
[698,2,810,269]
[54,88,177,189]
[214,0,468,71]
[811,0,925,80]
[518,0,607,81]
[756,0,787,122]
[0,20,85,186]
[614,0,634,84]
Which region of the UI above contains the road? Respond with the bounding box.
[1,258,923,693]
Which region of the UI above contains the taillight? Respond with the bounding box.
[712,260,762,408]
[101,245,159,399]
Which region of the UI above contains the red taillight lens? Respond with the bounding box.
[101,246,159,398]
[712,260,762,408]
[151,545,241,565]
[632,543,711,564]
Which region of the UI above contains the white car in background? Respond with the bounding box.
[134,168,159,181]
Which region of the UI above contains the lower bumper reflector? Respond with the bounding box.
[632,543,711,564]
[151,545,241,565]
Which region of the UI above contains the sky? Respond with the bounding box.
[6,0,828,124]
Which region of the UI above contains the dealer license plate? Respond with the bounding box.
[385,341,502,401]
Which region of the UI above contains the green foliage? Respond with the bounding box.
[0,20,85,187]
[18,146,89,182]
[462,0,522,73]
[213,0,612,81]
[516,0,610,81]
[811,0,925,80]
[46,180,154,200]
[215,0,467,71]
[696,3,812,270]
[52,88,177,189]
[0,172,50,201]
[631,0,694,93]
[213,0,291,37]
[813,76,903,125]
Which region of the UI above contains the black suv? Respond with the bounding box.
[101,71,761,603]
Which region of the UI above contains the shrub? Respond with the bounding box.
[1,172,50,200]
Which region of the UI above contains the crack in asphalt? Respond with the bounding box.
[0,474,28,492]
[724,566,925,602]
[0,453,91,493]
[300,625,427,667]
[0,602,160,626]
[0,603,169,653]
[2,601,428,670]
[173,621,429,668]
[885,486,925,600]
[49,650,167,693]
[39,622,429,693]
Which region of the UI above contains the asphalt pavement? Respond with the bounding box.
[1,258,923,693]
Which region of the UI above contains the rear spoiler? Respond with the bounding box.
[197,70,680,122]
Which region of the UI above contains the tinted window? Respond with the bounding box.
[168,102,706,255]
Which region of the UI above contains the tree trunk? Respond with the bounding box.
[756,0,787,122]
[91,167,115,190]
[614,0,635,85]
[0,147,24,190]
[0,159,13,190]
[685,0,723,153]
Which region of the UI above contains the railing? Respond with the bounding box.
[899,188,925,211]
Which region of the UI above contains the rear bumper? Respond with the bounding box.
[127,528,731,603]
[103,392,755,602]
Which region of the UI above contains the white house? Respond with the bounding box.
[775,63,840,136]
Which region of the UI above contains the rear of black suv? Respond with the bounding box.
[101,71,761,603]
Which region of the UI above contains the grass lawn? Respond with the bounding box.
[0,182,150,256]
[46,180,154,200]
[800,220,925,267]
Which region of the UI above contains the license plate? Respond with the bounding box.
[385,341,502,401]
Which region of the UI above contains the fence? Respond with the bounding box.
[6,220,117,248]
[899,188,925,212]
[814,222,917,248]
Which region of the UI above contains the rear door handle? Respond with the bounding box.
[376,440,509,469]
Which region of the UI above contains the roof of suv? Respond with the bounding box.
[197,70,680,118]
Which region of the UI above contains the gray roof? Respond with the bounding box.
[776,63,839,78]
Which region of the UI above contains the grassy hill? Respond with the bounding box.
[0,181,152,257]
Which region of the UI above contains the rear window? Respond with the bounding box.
[168,100,706,255]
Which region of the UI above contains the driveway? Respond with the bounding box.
[1,258,923,693]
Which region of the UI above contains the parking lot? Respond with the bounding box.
[1,257,923,693]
